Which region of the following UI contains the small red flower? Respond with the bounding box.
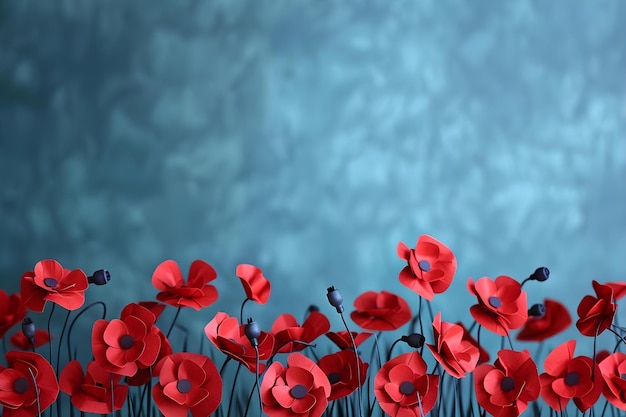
[576,280,616,337]
[317,350,368,401]
[325,331,372,350]
[350,290,412,331]
[59,360,128,413]
[260,352,331,417]
[0,291,26,339]
[204,312,274,373]
[236,263,271,304]
[272,312,330,353]
[152,352,222,417]
[474,349,540,417]
[456,321,490,363]
[426,312,479,379]
[374,351,439,417]
[540,340,603,412]
[467,276,528,336]
[20,259,89,312]
[152,260,218,310]
[9,329,52,350]
[516,299,571,342]
[397,235,457,301]
[0,351,59,417]
[599,352,626,410]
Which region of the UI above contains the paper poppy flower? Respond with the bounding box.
[91,303,162,377]
[540,339,603,412]
[456,321,490,363]
[0,291,26,339]
[350,290,412,331]
[325,331,372,350]
[474,349,540,417]
[598,352,626,410]
[260,352,331,417]
[152,259,218,310]
[576,280,616,337]
[0,351,59,417]
[126,327,173,386]
[397,235,457,301]
[137,301,167,320]
[204,312,274,373]
[374,351,439,417]
[152,352,222,417]
[59,360,128,413]
[236,263,271,304]
[467,276,528,336]
[426,312,479,379]
[9,329,51,350]
[272,311,330,353]
[317,350,368,401]
[606,281,626,300]
[516,299,571,342]
[20,259,89,312]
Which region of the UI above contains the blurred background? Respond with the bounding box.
[0,1,624,350]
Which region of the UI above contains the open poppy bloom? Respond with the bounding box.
[325,331,372,350]
[91,303,162,377]
[59,360,128,413]
[598,352,626,410]
[126,327,173,386]
[0,291,26,339]
[20,259,89,312]
[152,260,218,310]
[204,312,274,373]
[261,352,331,417]
[516,299,571,342]
[474,349,540,417]
[540,340,603,412]
[236,263,271,304]
[426,312,479,378]
[467,276,528,336]
[317,350,368,401]
[0,351,59,417]
[152,352,222,417]
[576,280,616,337]
[272,311,330,353]
[10,329,51,350]
[374,351,439,417]
[456,321,490,363]
[350,290,412,331]
[397,235,457,301]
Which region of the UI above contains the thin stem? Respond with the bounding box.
[28,366,42,417]
[341,311,363,417]
[66,301,107,361]
[47,303,56,363]
[165,306,182,339]
[227,363,243,417]
[239,298,250,324]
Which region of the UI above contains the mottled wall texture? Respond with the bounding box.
[1,1,624,343]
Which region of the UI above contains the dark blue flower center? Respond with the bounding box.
[565,372,579,386]
[177,379,192,393]
[43,278,58,288]
[489,296,502,308]
[418,260,431,272]
[400,381,415,395]
[14,377,29,394]
[290,384,308,399]
[328,372,340,384]
[119,334,135,349]
[500,376,515,392]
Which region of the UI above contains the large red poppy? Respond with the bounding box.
[91,303,162,377]
[236,263,271,304]
[152,352,222,417]
[9,329,51,350]
[598,352,626,410]
[426,312,479,379]
[467,276,528,336]
[126,326,173,386]
[152,260,218,310]
[456,321,490,363]
[576,280,616,337]
[540,340,603,412]
[272,312,330,353]
[474,349,540,417]
[0,291,26,339]
[317,350,368,401]
[0,351,59,417]
[516,299,571,342]
[397,235,457,301]
[59,360,128,413]
[260,352,331,417]
[204,312,274,373]
[20,259,89,312]
[350,290,412,331]
[325,331,372,350]
[374,351,439,417]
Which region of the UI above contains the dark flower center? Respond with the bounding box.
[290,384,308,399]
[119,334,135,349]
[43,278,58,288]
[418,260,431,272]
[328,372,341,384]
[500,376,515,392]
[565,372,579,386]
[399,381,415,395]
[177,379,192,393]
[14,377,29,393]
[489,296,502,308]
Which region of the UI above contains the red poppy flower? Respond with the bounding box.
[598,352,626,410]
[137,301,167,320]
[91,303,162,377]
[516,299,571,342]
[576,280,616,337]
[317,350,367,401]
[204,312,274,373]
[20,259,89,312]
[540,340,603,412]
[0,291,26,339]
[474,349,540,417]
[152,260,218,310]
[426,312,479,379]
[126,327,173,386]
[467,276,528,336]
[606,281,626,300]
[374,351,439,417]
[9,329,52,350]
[456,322,490,363]
[0,351,59,417]
[152,352,222,417]
[350,290,412,331]
[236,263,271,304]
[59,360,128,413]
[260,352,331,417]
[272,312,330,353]
[325,331,372,350]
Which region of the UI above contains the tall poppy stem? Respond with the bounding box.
[239,298,250,324]
[165,306,182,339]
[27,366,42,417]
[47,303,56,363]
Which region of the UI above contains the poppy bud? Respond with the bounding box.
[22,317,36,339]
[401,333,425,349]
[326,286,344,313]
[528,303,546,317]
[245,317,261,347]
[528,267,549,282]
[88,269,111,285]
